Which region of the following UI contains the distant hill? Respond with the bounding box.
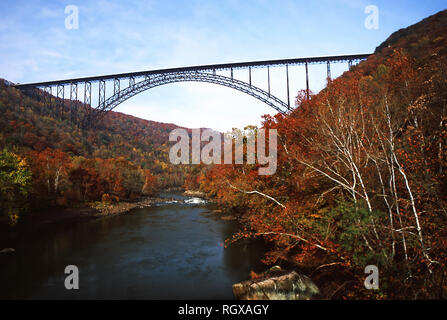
[375,9,447,62]
[0,79,190,188]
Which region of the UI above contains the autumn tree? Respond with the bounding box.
[27,148,71,204]
[0,148,31,225]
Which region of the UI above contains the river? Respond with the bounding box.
[0,193,267,299]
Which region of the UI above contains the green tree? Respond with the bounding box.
[0,148,32,225]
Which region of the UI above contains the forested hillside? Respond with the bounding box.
[191,10,447,298]
[0,80,192,225]
[2,8,447,300]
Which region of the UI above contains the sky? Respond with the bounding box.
[1,0,446,132]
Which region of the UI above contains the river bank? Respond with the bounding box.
[15,195,177,229]
[16,189,216,228]
[90,196,177,216]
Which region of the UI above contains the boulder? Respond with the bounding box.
[233,269,319,300]
[183,190,206,197]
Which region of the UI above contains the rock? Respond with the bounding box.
[233,270,319,300]
[0,248,15,254]
[221,215,237,221]
[183,190,206,197]
[266,265,282,273]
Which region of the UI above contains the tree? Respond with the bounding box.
[198,48,447,298]
[28,148,72,202]
[0,148,31,225]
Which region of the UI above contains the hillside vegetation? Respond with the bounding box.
[0,79,192,225]
[1,9,447,299]
[190,10,447,299]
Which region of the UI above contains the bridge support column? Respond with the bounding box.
[70,82,77,124]
[286,65,290,109]
[99,80,106,111]
[57,84,64,99]
[84,81,91,106]
[39,87,45,105]
[305,62,309,100]
[83,81,92,128]
[45,86,52,109]
[327,61,331,80]
[37,87,44,103]
[267,66,270,96]
[57,84,64,119]
[249,67,251,86]
[114,78,120,97]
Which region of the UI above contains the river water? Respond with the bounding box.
[0,193,267,299]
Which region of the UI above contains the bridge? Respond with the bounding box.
[13,53,370,127]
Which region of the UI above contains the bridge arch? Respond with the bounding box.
[97,72,291,117]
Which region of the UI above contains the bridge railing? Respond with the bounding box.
[13,54,370,88]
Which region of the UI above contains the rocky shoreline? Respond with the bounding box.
[20,190,213,227]
[182,190,207,197]
[232,266,320,300]
[19,194,179,227]
[91,196,174,216]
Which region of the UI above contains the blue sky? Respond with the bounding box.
[1,0,446,131]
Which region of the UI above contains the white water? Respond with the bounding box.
[184,197,207,204]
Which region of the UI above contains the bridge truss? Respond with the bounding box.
[13,53,370,127]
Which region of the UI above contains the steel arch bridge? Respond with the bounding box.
[103,72,290,116]
[13,53,370,127]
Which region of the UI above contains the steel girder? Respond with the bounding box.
[94,72,291,119]
[14,53,371,89]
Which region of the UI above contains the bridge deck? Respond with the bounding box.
[14,53,371,88]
